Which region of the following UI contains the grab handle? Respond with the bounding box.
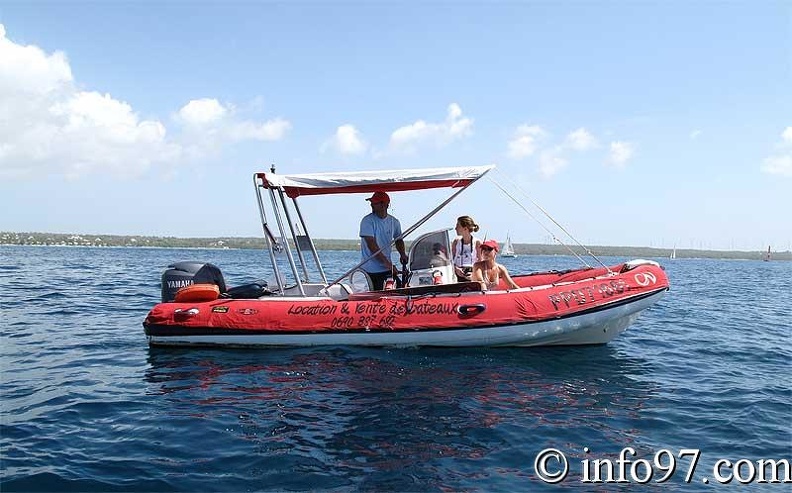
[457,303,486,316]
[174,308,199,320]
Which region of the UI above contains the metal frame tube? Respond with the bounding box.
[268,187,305,296]
[277,188,311,282]
[292,197,328,284]
[253,175,285,291]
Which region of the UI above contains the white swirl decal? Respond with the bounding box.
[634,272,657,286]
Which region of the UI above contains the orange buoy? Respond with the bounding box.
[174,283,220,303]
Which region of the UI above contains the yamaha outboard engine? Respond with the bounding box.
[161,261,227,302]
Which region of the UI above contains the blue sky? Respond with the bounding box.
[1,1,789,251]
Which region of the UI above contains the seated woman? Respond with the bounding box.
[451,215,482,282]
[472,239,519,291]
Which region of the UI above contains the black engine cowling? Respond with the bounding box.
[160,261,227,302]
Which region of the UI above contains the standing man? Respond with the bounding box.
[359,191,409,290]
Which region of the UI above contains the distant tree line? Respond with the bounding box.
[1,231,789,261]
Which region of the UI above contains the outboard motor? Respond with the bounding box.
[160,261,227,302]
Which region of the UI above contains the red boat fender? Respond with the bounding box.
[174,283,220,303]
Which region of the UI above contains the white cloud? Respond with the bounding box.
[507,124,634,176]
[321,124,368,155]
[781,126,792,145]
[228,118,291,142]
[445,103,472,138]
[176,98,228,126]
[607,141,635,167]
[0,23,179,181]
[690,129,702,140]
[538,147,568,177]
[0,24,177,179]
[175,98,291,143]
[508,124,547,159]
[0,24,72,96]
[389,103,473,152]
[761,155,792,177]
[761,126,792,177]
[564,127,598,151]
[0,25,288,180]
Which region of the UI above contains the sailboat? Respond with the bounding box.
[670,246,676,260]
[763,246,771,262]
[501,234,516,258]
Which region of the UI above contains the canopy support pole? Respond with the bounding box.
[268,187,305,296]
[253,175,286,291]
[276,188,311,283]
[291,197,328,284]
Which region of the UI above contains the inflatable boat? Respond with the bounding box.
[143,165,669,347]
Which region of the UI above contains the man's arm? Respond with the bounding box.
[471,262,487,290]
[500,265,519,289]
[363,236,394,270]
[395,238,408,266]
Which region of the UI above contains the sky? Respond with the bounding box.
[0,1,790,251]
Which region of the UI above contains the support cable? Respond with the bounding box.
[488,170,612,273]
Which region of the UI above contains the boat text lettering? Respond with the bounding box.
[328,301,460,330]
[390,300,460,316]
[329,314,398,329]
[167,279,193,289]
[548,280,628,310]
[549,287,596,310]
[287,304,338,316]
[597,279,628,297]
[355,304,388,315]
[330,316,355,328]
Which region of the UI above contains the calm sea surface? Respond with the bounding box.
[1,245,790,492]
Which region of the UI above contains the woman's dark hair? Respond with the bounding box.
[457,215,479,233]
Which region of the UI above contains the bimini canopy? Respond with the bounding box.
[256,165,495,198]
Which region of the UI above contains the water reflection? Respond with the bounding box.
[144,346,656,489]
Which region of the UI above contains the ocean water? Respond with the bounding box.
[1,245,790,492]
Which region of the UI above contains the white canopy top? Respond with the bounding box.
[257,165,494,198]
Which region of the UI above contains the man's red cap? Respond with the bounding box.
[365,191,391,204]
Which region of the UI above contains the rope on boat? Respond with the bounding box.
[488,171,613,274]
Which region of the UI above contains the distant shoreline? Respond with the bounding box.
[3,231,789,261]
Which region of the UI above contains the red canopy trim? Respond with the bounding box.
[255,165,494,198]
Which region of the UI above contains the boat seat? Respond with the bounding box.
[321,283,353,300]
[349,269,374,293]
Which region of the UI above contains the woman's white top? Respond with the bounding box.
[452,237,479,268]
